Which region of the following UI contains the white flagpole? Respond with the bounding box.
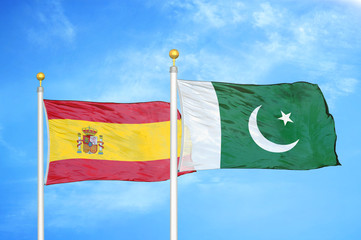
[169,49,179,240]
[37,72,45,240]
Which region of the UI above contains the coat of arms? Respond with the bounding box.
[77,126,104,154]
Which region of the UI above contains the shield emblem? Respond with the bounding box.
[89,136,98,154]
[83,135,98,154]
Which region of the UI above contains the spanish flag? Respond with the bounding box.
[44,100,187,185]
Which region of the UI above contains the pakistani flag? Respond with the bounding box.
[177,80,339,172]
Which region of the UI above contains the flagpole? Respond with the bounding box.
[169,49,179,240]
[37,72,45,240]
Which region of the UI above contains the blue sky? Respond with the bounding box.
[1,0,361,239]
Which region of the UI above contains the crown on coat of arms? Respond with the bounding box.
[82,126,97,136]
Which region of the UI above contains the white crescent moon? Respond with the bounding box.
[248,105,299,153]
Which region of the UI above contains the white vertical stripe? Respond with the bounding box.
[178,80,221,171]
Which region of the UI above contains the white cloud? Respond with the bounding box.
[320,78,359,107]
[181,50,253,83]
[164,0,246,28]
[337,78,358,93]
[333,0,361,7]
[243,3,361,89]
[95,48,171,103]
[27,0,75,45]
[192,0,245,27]
[253,2,283,28]
[321,78,359,94]
[54,1,360,108]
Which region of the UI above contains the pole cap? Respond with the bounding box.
[169,49,179,66]
[37,72,45,81]
[36,72,45,86]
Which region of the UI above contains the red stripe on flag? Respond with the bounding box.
[44,100,181,124]
[46,159,193,185]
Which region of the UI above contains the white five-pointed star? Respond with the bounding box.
[278,111,294,126]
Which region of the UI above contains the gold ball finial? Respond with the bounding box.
[37,72,45,81]
[36,72,45,87]
[169,49,179,59]
[169,49,179,66]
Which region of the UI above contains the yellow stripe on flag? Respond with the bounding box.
[48,119,182,162]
